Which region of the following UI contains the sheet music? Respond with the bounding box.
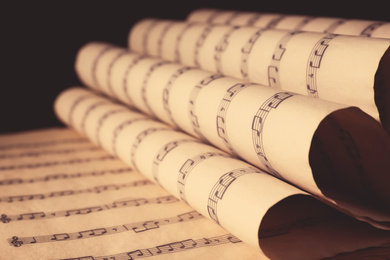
[127,18,390,131]
[0,128,265,259]
[74,42,390,229]
[53,87,309,252]
[186,8,390,39]
[52,87,390,259]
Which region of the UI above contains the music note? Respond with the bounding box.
[10,236,23,247]
[17,212,46,220]
[127,249,152,259]
[132,221,160,233]
[51,233,70,241]
[156,244,174,254]
[1,214,11,223]
[177,211,198,222]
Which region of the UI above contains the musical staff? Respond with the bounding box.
[1,195,178,224]
[106,50,130,98]
[268,31,301,88]
[0,145,100,159]
[111,117,152,156]
[61,233,241,260]
[0,155,117,171]
[240,28,267,79]
[207,167,261,224]
[8,211,202,247]
[91,45,115,91]
[162,66,194,127]
[194,25,213,67]
[95,108,128,146]
[174,23,196,63]
[0,137,89,151]
[140,60,172,117]
[214,26,240,73]
[306,34,337,97]
[188,74,224,142]
[216,82,253,155]
[141,19,159,55]
[177,152,231,202]
[122,55,148,106]
[130,127,171,172]
[0,167,132,186]
[0,180,152,203]
[361,22,386,37]
[252,92,294,179]
[80,100,110,135]
[156,21,175,58]
[323,19,346,34]
[188,9,390,37]
[152,139,199,182]
[68,94,94,127]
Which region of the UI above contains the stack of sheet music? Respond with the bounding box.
[1,8,390,259]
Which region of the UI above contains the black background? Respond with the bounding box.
[2,1,390,133]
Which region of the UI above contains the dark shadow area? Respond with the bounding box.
[375,46,390,134]
[309,107,390,226]
[259,194,390,260]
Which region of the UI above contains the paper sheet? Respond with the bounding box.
[127,18,390,127]
[74,42,390,228]
[0,127,265,259]
[186,8,390,39]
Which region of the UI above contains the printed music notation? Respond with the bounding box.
[111,117,152,156]
[8,211,203,247]
[0,167,132,186]
[0,146,100,159]
[1,195,178,224]
[80,100,109,135]
[252,92,294,179]
[130,127,171,172]
[188,9,390,37]
[60,233,242,260]
[207,167,261,224]
[128,17,390,126]
[94,108,129,146]
[162,66,194,127]
[121,55,148,106]
[306,34,337,97]
[188,73,225,142]
[177,151,231,202]
[194,25,213,68]
[214,26,240,73]
[0,137,89,151]
[140,60,172,117]
[91,45,114,92]
[0,180,152,203]
[0,155,116,171]
[152,139,200,182]
[216,82,253,155]
[240,28,267,79]
[268,31,302,88]
[106,50,130,99]
[173,22,196,64]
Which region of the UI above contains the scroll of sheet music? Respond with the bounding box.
[74,41,390,226]
[1,9,390,260]
[127,13,390,133]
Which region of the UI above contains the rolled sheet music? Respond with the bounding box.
[127,18,390,133]
[74,42,390,229]
[54,86,306,252]
[54,87,390,259]
[186,8,390,39]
